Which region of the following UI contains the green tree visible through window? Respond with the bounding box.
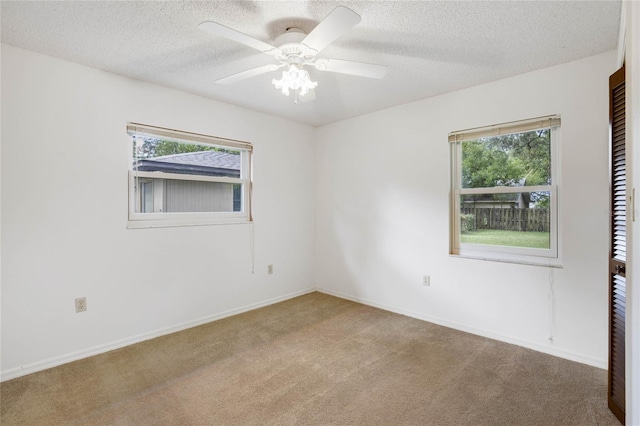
[462,129,550,208]
[134,137,239,159]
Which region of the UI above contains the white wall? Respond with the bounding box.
[0,45,316,380]
[0,41,623,382]
[316,50,617,367]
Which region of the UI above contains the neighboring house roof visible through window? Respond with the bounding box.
[135,151,241,177]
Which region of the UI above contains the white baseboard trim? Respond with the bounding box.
[317,287,607,370]
[1,288,315,382]
[3,286,605,381]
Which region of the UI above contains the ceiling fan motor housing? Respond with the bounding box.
[273,28,317,64]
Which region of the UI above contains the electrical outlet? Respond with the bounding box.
[267,264,274,275]
[75,297,87,313]
[423,275,430,286]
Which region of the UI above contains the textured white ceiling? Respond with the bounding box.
[1,1,621,126]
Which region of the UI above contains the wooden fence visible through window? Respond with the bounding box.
[460,208,550,232]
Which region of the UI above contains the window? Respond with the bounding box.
[127,123,252,228]
[449,116,560,265]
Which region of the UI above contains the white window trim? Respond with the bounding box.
[449,117,562,267]
[126,123,252,229]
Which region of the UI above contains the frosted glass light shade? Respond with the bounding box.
[272,65,317,96]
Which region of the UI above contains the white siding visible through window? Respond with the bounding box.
[165,180,235,213]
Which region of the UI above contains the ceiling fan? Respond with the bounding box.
[198,6,387,102]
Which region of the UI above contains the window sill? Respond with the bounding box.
[449,253,563,268]
[127,218,252,229]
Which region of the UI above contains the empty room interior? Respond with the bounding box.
[1,1,639,425]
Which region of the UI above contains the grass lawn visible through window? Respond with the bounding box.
[461,230,550,249]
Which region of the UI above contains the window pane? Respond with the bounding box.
[131,136,245,214]
[461,129,550,189]
[133,137,241,178]
[140,180,154,213]
[135,177,241,213]
[460,192,550,249]
[232,184,242,212]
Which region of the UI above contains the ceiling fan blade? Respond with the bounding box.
[314,59,387,79]
[302,6,361,54]
[216,64,282,85]
[199,21,276,53]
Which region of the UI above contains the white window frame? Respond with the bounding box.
[127,123,252,229]
[449,116,561,267]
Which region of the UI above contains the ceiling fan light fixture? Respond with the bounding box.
[272,64,317,97]
[200,6,387,103]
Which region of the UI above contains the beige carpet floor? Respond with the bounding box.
[1,292,620,425]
